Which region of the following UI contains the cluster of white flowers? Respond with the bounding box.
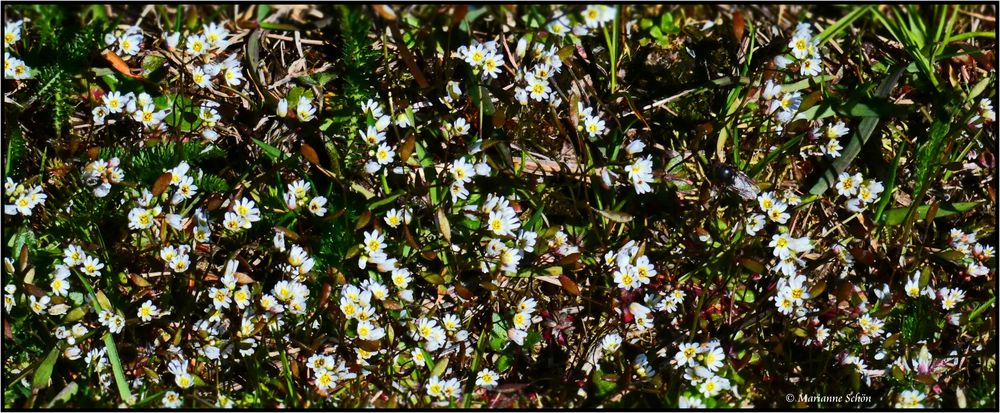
[655,288,686,313]
[221,197,261,232]
[3,177,45,216]
[511,42,564,106]
[104,25,143,56]
[674,340,734,399]
[938,286,966,311]
[159,244,192,273]
[811,120,850,158]
[949,228,993,278]
[283,179,328,216]
[834,172,884,212]
[447,156,490,202]
[551,228,581,255]
[97,308,127,334]
[352,229,413,302]
[168,22,224,54]
[191,53,243,89]
[264,279,310,315]
[81,157,125,197]
[606,240,655,290]
[479,194,533,275]
[576,102,608,138]
[746,190,800,236]
[856,313,886,345]
[426,375,463,401]
[92,89,170,131]
[782,23,823,77]
[508,297,538,345]
[276,95,318,124]
[760,22,825,129]
[766,230,814,316]
[63,243,106,278]
[456,39,505,80]
[306,349,356,392]
[626,154,654,195]
[352,99,399,173]
[4,20,31,79]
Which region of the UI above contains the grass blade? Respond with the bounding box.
[103,333,133,403]
[816,5,873,46]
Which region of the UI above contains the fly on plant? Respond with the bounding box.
[709,161,760,201]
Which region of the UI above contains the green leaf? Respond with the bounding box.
[883,202,980,226]
[259,21,298,31]
[141,54,167,78]
[45,382,78,408]
[252,138,283,161]
[103,333,133,402]
[808,66,905,195]
[256,5,272,22]
[31,346,60,390]
[368,190,405,210]
[874,144,905,223]
[431,356,449,378]
[969,296,996,322]
[496,354,513,372]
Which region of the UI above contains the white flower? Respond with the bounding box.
[185,34,208,56]
[359,125,385,146]
[309,196,328,216]
[163,32,181,49]
[476,368,499,390]
[117,32,143,56]
[162,391,183,408]
[626,155,654,194]
[601,334,622,354]
[80,256,105,277]
[674,342,701,367]
[192,66,211,88]
[835,172,863,197]
[789,34,812,60]
[449,157,474,184]
[625,140,646,155]
[799,57,822,77]
[276,98,288,117]
[698,375,730,397]
[895,389,926,408]
[375,143,395,165]
[296,97,316,121]
[583,115,606,137]
[203,22,230,49]
[137,300,160,322]
[5,21,23,48]
[526,75,551,101]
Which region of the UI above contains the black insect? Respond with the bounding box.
[710,161,760,201]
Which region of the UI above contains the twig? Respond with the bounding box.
[263,33,325,45]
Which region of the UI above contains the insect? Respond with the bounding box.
[709,161,760,201]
